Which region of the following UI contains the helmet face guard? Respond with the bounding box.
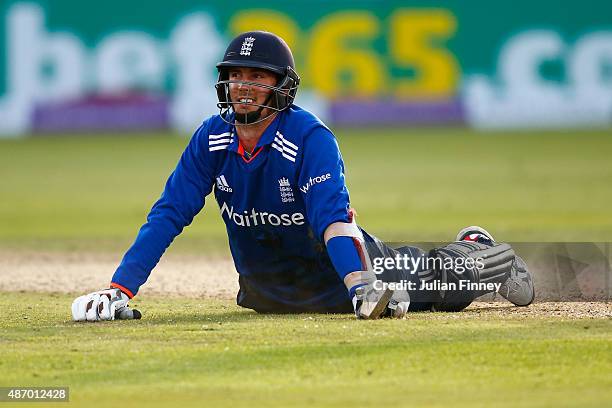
[215,31,300,126]
[215,66,300,125]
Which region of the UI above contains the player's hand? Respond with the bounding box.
[71,288,140,321]
[352,283,410,319]
[387,290,410,318]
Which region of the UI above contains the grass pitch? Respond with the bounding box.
[1,128,612,253]
[1,128,611,406]
[1,293,611,408]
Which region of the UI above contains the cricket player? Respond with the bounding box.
[72,31,534,322]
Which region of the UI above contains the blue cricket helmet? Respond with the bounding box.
[215,31,300,124]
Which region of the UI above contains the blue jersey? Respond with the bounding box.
[112,105,353,312]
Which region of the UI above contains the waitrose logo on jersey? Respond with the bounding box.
[300,173,331,193]
[220,202,305,227]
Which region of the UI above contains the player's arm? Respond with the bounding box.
[297,128,360,288]
[297,129,374,314]
[72,122,216,321]
[299,128,408,319]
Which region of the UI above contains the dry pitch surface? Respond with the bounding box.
[1,250,609,318]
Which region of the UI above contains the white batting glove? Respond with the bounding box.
[352,285,410,319]
[387,290,410,319]
[71,288,130,322]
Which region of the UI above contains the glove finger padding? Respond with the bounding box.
[72,288,130,322]
[85,294,101,321]
[108,290,130,320]
[71,295,89,321]
[97,293,112,320]
[100,289,129,320]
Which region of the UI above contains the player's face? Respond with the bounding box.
[228,67,277,116]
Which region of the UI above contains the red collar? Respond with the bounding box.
[237,140,263,163]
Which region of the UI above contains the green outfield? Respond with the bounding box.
[1,129,611,407]
[0,294,609,407]
[1,128,612,254]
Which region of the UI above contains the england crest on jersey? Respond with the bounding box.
[278,177,295,203]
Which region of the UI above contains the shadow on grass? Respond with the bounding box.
[143,309,355,325]
[136,304,523,325]
[462,305,517,313]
